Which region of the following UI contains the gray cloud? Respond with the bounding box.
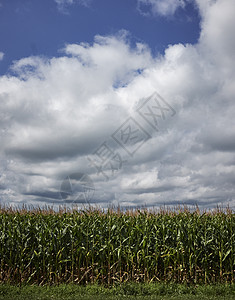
[0,0,235,209]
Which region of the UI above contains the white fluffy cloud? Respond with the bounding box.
[1,0,235,209]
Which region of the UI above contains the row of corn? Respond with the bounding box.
[0,206,234,284]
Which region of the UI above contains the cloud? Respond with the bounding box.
[0,0,235,209]
[0,52,4,61]
[137,0,188,17]
[55,0,187,17]
[54,0,188,17]
[54,0,91,12]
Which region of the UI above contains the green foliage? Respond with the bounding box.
[0,206,234,285]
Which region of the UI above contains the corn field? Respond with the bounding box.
[0,206,234,285]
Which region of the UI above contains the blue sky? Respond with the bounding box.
[0,0,235,210]
[0,0,200,76]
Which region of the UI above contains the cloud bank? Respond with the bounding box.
[0,0,235,209]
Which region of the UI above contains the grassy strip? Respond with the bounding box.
[0,283,234,300]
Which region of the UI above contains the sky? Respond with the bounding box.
[0,0,235,210]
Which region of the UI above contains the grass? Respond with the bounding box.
[0,205,234,285]
[0,283,234,300]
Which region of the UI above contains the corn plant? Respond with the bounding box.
[0,205,234,285]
